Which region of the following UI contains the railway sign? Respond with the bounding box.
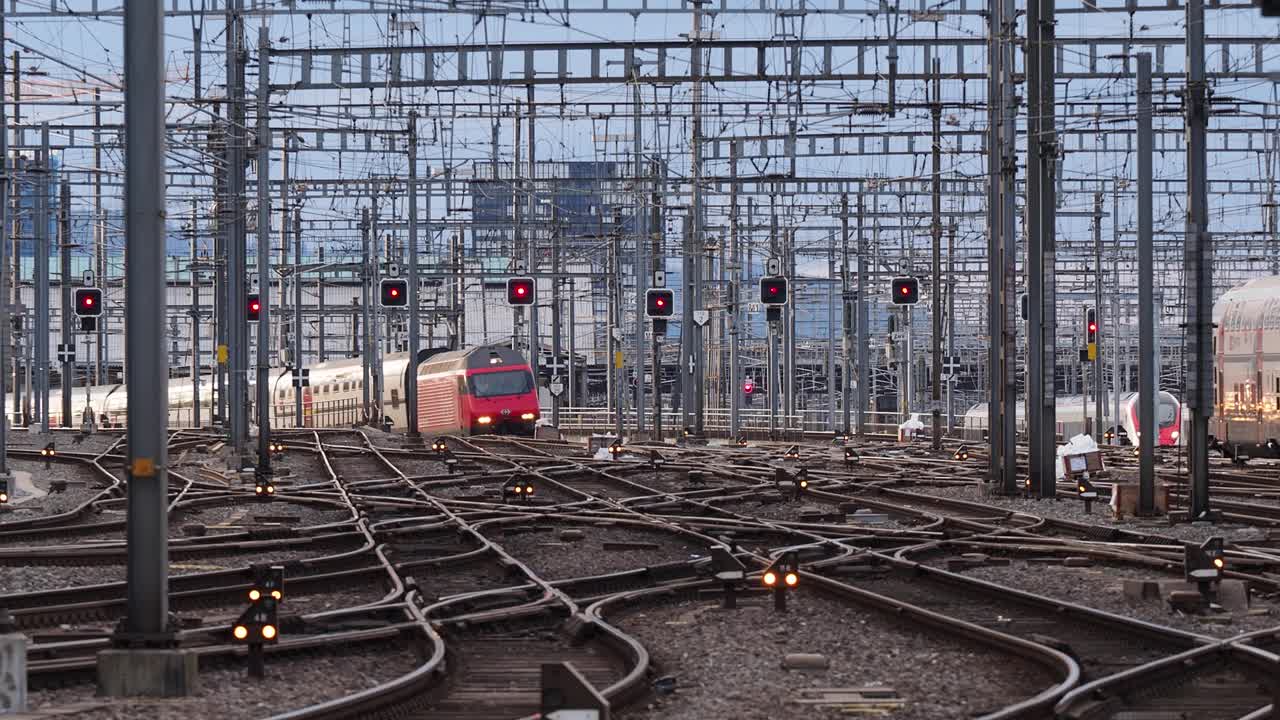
[291,368,310,388]
[549,379,565,397]
[56,344,75,363]
[693,310,710,326]
[748,302,760,313]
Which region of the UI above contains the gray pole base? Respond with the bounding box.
[96,648,199,697]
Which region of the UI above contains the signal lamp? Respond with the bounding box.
[645,288,675,318]
[890,277,920,305]
[233,625,249,640]
[379,278,408,308]
[74,287,104,317]
[759,276,789,305]
[247,294,261,322]
[506,277,535,306]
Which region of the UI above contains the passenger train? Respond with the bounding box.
[962,391,1183,447]
[25,344,541,437]
[1212,275,1280,459]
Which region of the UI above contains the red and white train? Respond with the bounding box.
[962,392,1182,446]
[37,344,541,437]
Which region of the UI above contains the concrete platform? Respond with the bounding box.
[96,648,199,697]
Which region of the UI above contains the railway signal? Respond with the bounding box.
[1084,307,1098,361]
[430,438,448,454]
[233,565,283,679]
[72,286,102,324]
[247,293,261,323]
[792,468,809,499]
[645,288,675,318]
[506,276,535,306]
[710,545,747,609]
[743,377,755,406]
[953,445,970,461]
[1077,477,1098,513]
[380,278,408,308]
[0,476,8,503]
[761,551,800,612]
[40,443,56,470]
[503,476,534,503]
[759,276,788,305]
[844,447,860,468]
[254,476,276,498]
[890,276,920,305]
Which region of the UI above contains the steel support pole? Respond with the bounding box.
[681,214,694,433]
[293,204,303,427]
[360,209,371,420]
[855,192,869,436]
[1185,0,1213,520]
[254,25,272,476]
[551,208,562,427]
[406,112,421,438]
[93,89,105,386]
[227,0,248,454]
[946,223,957,435]
[1093,192,1104,441]
[191,205,202,428]
[689,3,705,437]
[121,0,170,642]
[59,178,71,427]
[988,0,1018,492]
[728,145,741,438]
[1112,183,1123,445]
[1137,52,1157,515]
[930,59,943,451]
[1027,0,1058,498]
[840,193,852,436]
[632,66,647,433]
[0,6,9,471]
[35,126,49,433]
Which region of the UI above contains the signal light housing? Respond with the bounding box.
[645,288,675,318]
[506,277,535,306]
[890,277,920,305]
[762,551,800,612]
[247,293,261,323]
[232,564,284,679]
[73,287,103,317]
[759,276,788,305]
[1185,536,1226,585]
[380,278,408,307]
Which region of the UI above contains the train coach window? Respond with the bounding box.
[342,382,350,391]
[470,370,534,397]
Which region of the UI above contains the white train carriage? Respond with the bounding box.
[962,391,1182,446]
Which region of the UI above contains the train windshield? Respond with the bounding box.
[1158,398,1178,428]
[469,370,533,398]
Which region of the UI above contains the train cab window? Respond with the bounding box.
[469,370,534,398]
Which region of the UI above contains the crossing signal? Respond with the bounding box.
[247,294,261,323]
[891,277,920,305]
[506,277,535,306]
[380,278,408,307]
[759,276,788,305]
[73,288,103,317]
[646,288,675,318]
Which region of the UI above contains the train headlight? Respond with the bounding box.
[521,412,536,421]
[477,416,493,425]
[1170,430,1180,441]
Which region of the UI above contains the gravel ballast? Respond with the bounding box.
[615,590,1055,720]
[910,483,1274,543]
[944,558,1279,638]
[497,524,702,580]
[28,643,422,719]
